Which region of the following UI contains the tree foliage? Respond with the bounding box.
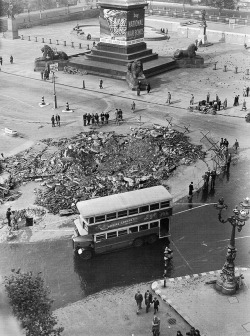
[212,0,236,10]
[4,269,64,336]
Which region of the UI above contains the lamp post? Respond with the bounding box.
[52,71,57,109]
[214,197,250,295]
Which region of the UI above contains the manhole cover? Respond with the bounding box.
[168,318,176,325]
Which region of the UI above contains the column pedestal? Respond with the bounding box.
[5,18,19,39]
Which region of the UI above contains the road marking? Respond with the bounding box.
[217,236,250,242]
[173,203,217,216]
[171,240,193,272]
[0,93,36,108]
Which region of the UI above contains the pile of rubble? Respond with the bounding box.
[2,126,204,214]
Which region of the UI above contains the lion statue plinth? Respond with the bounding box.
[174,43,197,59]
[126,59,148,91]
[34,45,69,72]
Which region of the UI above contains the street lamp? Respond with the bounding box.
[52,71,57,109]
[215,197,250,295]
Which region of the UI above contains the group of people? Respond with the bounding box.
[51,114,61,127]
[243,86,250,97]
[83,112,110,126]
[134,290,160,315]
[41,68,50,80]
[136,82,151,96]
[6,208,18,231]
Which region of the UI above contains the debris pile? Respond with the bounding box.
[3,127,204,214]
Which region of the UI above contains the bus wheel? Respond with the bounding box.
[147,234,157,244]
[79,249,92,260]
[133,238,143,247]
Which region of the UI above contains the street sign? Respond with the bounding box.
[50,63,58,72]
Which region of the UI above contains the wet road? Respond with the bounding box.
[0,157,250,310]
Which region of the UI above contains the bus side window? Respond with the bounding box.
[107,212,117,220]
[118,210,128,218]
[107,231,117,239]
[96,215,106,223]
[150,221,158,229]
[150,203,159,211]
[161,201,170,208]
[89,217,94,224]
[139,205,149,213]
[118,229,128,236]
[129,226,138,233]
[95,234,106,242]
[139,224,148,231]
[129,208,138,216]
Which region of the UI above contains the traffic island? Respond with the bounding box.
[152,268,250,336]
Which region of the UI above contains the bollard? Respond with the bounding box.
[87,44,90,50]
[213,62,217,70]
[49,39,52,44]
[82,80,85,89]
[42,37,44,43]
[246,69,249,75]
[71,41,74,48]
[224,65,227,72]
[35,36,38,42]
[28,36,31,41]
[64,41,66,46]
[21,35,24,40]
[235,66,238,74]
[56,40,59,45]
[79,43,82,49]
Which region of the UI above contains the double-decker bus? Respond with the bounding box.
[72,186,173,259]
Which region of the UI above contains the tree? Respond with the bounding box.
[4,270,64,336]
[212,0,236,12]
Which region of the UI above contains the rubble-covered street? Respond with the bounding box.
[2,126,204,214]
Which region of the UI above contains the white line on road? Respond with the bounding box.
[217,236,250,242]
[171,240,193,272]
[173,203,217,216]
[0,93,36,109]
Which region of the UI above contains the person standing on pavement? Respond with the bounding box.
[83,113,87,126]
[223,138,229,148]
[188,182,194,198]
[55,114,60,127]
[87,113,91,125]
[152,315,160,335]
[210,169,216,189]
[146,83,151,93]
[190,94,194,106]
[6,208,12,227]
[10,55,13,64]
[234,139,239,153]
[223,98,227,110]
[135,290,143,314]
[144,290,152,313]
[246,87,249,97]
[166,91,171,104]
[51,115,55,127]
[194,330,201,336]
[186,327,196,336]
[206,92,210,104]
[0,56,2,65]
[152,297,160,314]
[131,101,136,112]
[226,153,232,171]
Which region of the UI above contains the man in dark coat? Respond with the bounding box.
[146,83,151,93]
[55,114,60,127]
[188,182,194,197]
[51,115,55,127]
[210,169,216,189]
[144,290,153,313]
[152,297,160,314]
[87,113,91,125]
[135,290,143,313]
[83,113,87,126]
[246,87,250,97]
[6,208,12,227]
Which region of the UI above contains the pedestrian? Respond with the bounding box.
[210,169,216,189]
[235,95,239,106]
[131,101,136,112]
[6,208,12,227]
[144,290,152,313]
[219,138,224,148]
[99,79,103,89]
[246,87,249,97]
[217,99,221,111]
[101,112,104,125]
[91,113,95,125]
[0,56,2,65]
[166,91,171,104]
[56,114,60,126]
[115,109,120,125]
[213,100,217,112]
[40,70,44,80]
[223,138,229,148]
[241,99,247,111]
[83,113,87,126]
[137,85,140,96]
[234,139,239,153]
[177,332,183,336]
[152,297,160,314]
[105,112,109,124]
[146,82,151,93]
[10,55,13,64]
[152,315,160,335]
[216,94,219,102]
[118,108,123,121]
[186,327,196,336]
[95,113,99,125]
[194,330,201,336]
[87,113,91,125]
[135,290,143,314]
[233,95,237,106]
[223,98,227,110]
[206,92,210,103]
[188,182,194,197]
[190,94,194,106]
[226,153,231,171]
[51,115,55,127]
[243,87,247,97]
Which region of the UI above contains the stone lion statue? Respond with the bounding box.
[127,60,144,79]
[37,45,68,61]
[174,43,197,59]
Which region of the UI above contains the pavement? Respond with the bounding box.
[0,14,250,336]
[152,267,250,336]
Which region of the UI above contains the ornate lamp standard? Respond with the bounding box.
[214,197,250,295]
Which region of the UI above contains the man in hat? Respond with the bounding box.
[144,290,152,313]
[134,290,143,313]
